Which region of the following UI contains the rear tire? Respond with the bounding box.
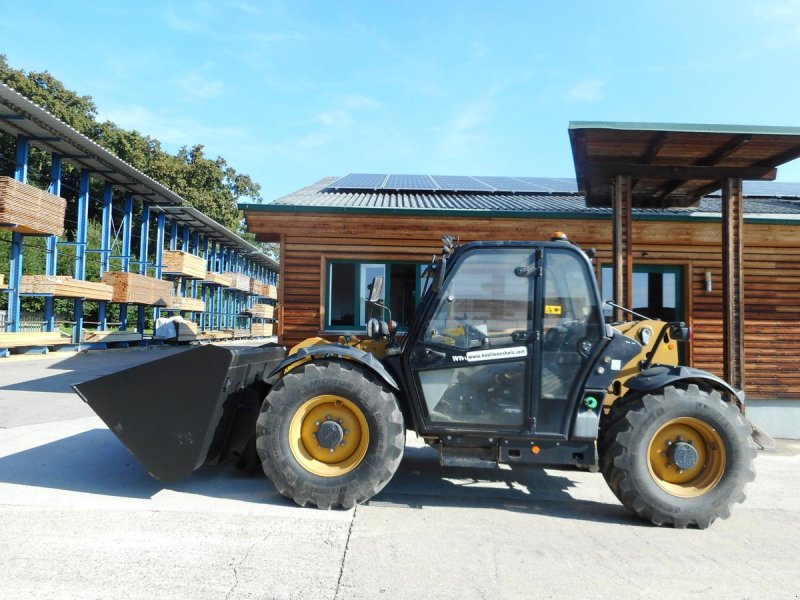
[256,360,405,509]
[599,385,756,528]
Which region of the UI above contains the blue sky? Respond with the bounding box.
[4,0,800,201]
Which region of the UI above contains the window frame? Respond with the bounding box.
[325,259,426,333]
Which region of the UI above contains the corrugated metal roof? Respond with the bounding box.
[0,81,278,271]
[244,176,800,217]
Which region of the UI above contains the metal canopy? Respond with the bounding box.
[155,205,279,271]
[0,81,276,271]
[569,121,800,208]
[0,82,184,205]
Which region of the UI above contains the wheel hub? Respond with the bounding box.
[668,440,699,471]
[316,420,345,450]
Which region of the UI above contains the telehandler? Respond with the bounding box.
[75,233,757,528]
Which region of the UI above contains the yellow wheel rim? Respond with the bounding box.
[647,417,726,498]
[288,395,370,477]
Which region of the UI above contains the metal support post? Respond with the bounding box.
[8,233,23,333]
[98,182,113,331]
[44,154,62,331]
[154,212,166,323]
[137,205,150,333]
[73,170,90,343]
[169,220,178,251]
[7,136,30,333]
[119,193,133,330]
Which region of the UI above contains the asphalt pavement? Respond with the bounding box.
[0,345,798,600]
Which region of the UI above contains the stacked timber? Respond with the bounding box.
[247,303,275,319]
[0,176,67,235]
[102,271,174,305]
[19,276,113,301]
[162,250,207,279]
[249,278,263,295]
[201,272,234,287]
[0,331,71,348]
[225,272,251,292]
[199,329,234,340]
[251,322,274,337]
[168,296,205,312]
[0,273,5,288]
[175,320,200,341]
[82,330,143,344]
[263,284,278,300]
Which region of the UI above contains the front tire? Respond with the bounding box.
[256,360,405,509]
[600,385,756,528]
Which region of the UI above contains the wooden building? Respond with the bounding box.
[243,173,800,438]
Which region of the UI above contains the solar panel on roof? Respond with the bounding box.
[330,173,387,190]
[517,177,579,193]
[431,175,495,192]
[472,176,543,193]
[385,174,438,190]
[741,181,800,198]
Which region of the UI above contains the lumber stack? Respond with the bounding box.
[175,320,200,341]
[0,331,71,348]
[225,272,251,292]
[251,322,274,337]
[0,273,5,288]
[19,275,113,301]
[263,284,278,300]
[162,250,207,279]
[201,272,234,287]
[247,303,275,318]
[82,330,143,344]
[0,176,67,235]
[102,271,174,305]
[168,296,205,312]
[199,329,234,340]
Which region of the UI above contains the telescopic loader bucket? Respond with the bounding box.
[73,343,286,482]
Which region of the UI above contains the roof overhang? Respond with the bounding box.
[569,121,800,208]
[0,82,185,205]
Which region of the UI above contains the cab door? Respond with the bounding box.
[405,246,537,432]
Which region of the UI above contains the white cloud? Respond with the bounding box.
[175,71,225,99]
[163,5,204,33]
[98,104,243,148]
[313,94,381,130]
[437,92,495,157]
[567,78,606,103]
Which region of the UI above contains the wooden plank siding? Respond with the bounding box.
[247,211,800,400]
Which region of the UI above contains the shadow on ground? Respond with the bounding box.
[0,428,640,525]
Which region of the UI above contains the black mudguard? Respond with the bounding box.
[268,343,400,390]
[625,365,746,405]
[73,343,286,482]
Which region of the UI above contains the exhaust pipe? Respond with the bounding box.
[73,343,286,482]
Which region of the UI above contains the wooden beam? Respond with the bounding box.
[587,163,776,181]
[641,132,670,164]
[722,177,746,394]
[612,175,633,322]
[697,134,751,166]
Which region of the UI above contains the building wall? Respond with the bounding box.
[247,211,800,404]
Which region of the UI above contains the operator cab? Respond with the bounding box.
[401,236,611,440]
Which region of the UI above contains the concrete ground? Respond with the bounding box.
[0,345,799,600]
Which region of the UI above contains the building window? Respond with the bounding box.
[327,261,423,330]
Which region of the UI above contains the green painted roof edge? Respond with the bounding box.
[568,120,800,136]
[239,203,800,226]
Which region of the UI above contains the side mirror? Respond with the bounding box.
[368,277,384,303]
